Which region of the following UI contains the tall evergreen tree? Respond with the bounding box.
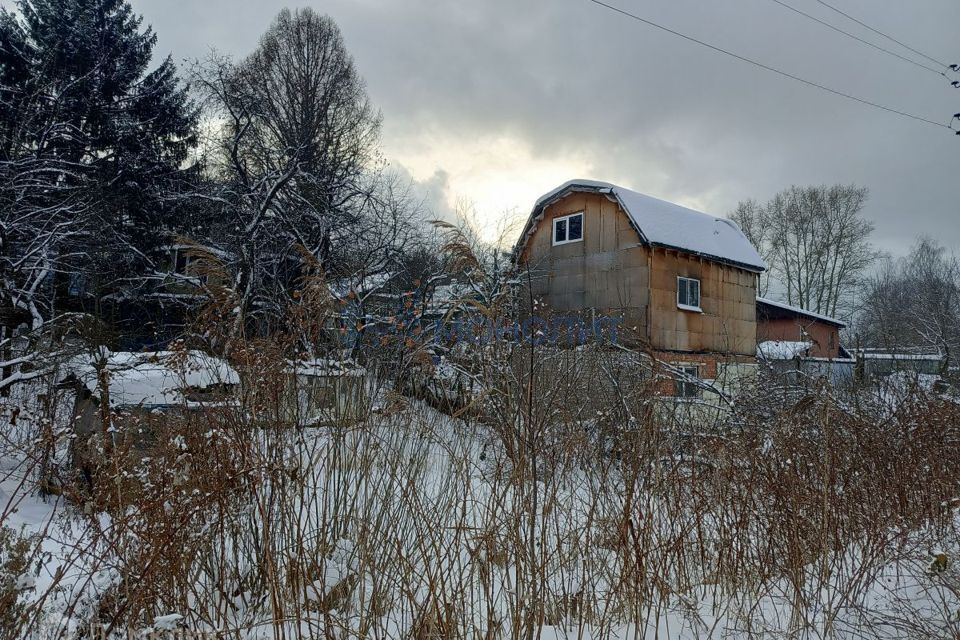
[0,0,197,377]
[0,0,198,304]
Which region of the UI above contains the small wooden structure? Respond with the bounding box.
[287,359,369,425]
[854,349,945,378]
[755,299,854,386]
[756,297,845,359]
[61,351,239,472]
[161,242,232,296]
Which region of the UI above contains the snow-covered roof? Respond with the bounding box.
[160,243,234,260]
[756,297,846,327]
[858,352,943,361]
[757,340,812,360]
[515,180,766,272]
[66,351,239,408]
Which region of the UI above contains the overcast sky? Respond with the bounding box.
[128,0,958,254]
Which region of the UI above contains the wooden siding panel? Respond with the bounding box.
[645,248,757,355]
[519,192,650,339]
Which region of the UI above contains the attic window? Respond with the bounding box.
[677,277,701,312]
[553,212,583,246]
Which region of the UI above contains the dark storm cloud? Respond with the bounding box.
[132,0,959,254]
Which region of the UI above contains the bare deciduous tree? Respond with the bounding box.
[731,184,877,318]
[859,237,960,371]
[191,9,423,341]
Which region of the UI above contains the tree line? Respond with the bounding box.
[0,0,447,390]
[731,186,960,368]
[1,0,955,393]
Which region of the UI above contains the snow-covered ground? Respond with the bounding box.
[2,373,959,639]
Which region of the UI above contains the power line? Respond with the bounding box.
[812,0,953,72]
[584,0,952,131]
[766,0,945,77]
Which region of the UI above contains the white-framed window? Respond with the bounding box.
[552,212,584,246]
[677,276,701,312]
[674,364,701,399]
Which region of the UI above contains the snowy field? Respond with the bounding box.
[1,367,959,640]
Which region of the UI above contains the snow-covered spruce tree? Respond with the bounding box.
[0,0,198,368]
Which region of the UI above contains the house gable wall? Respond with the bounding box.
[520,192,650,341]
[648,248,757,356]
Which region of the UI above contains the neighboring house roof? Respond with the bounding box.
[514,179,766,272]
[856,351,943,362]
[65,351,240,408]
[756,297,846,328]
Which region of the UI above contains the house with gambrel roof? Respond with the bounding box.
[513,179,765,397]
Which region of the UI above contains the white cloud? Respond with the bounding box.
[384,129,596,242]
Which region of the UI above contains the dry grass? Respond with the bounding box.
[2,272,959,639]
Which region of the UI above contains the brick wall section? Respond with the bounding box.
[649,350,757,396]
